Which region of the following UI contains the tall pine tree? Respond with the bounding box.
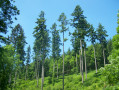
[10,24,26,79]
[33,11,50,90]
[25,45,31,80]
[89,25,98,73]
[97,23,108,66]
[58,13,68,90]
[51,23,61,85]
[71,5,89,83]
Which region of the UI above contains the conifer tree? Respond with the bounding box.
[25,45,31,80]
[58,13,68,90]
[89,25,98,73]
[10,24,26,79]
[71,30,80,74]
[97,23,108,66]
[33,11,50,90]
[0,0,19,46]
[71,5,88,83]
[51,23,61,85]
[11,24,26,66]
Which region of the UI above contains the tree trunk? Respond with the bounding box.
[63,32,64,90]
[35,61,37,80]
[79,50,81,75]
[37,59,39,87]
[80,39,83,83]
[41,59,44,90]
[57,60,58,79]
[53,59,55,85]
[84,48,87,79]
[14,70,17,87]
[9,72,12,86]
[103,48,106,66]
[25,65,27,80]
[76,54,78,74]
[93,45,97,73]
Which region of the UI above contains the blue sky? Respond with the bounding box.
[10,0,119,57]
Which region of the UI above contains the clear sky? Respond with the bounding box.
[10,0,119,57]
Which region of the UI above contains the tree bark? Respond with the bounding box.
[53,59,55,85]
[84,48,87,79]
[93,45,97,73]
[76,54,78,74]
[80,39,83,83]
[14,70,17,87]
[35,61,37,80]
[25,65,27,80]
[41,59,44,90]
[103,48,106,66]
[9,72,12,86]
[57,60,58,79]
[37,59,39,87]
[63,31,64,90]
[79,50,81,75]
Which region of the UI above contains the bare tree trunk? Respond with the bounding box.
[9,72,12,86]
[53,59,55,85]
[35,61,37,80]
[103,48,106,66]
[25,65,27,80]
[79,50,81,75]
[80,39,83,83]
[84,48,87,79]
[63,32,64,90]
[36,59,39,87]
[93,45,97,73]
[41,59,44,90]
[76,54,78,74]
[57,60,58,79]
[14,70,17,87]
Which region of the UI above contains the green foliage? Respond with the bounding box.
[0,45,16,89]
[51,23,61,60]
[100,57,119,85]
[100,14,119,86]
[58,13,68,33]
[86,43,104,70]
[117,10,119,34]
[10,24,26,66]
[89,25,97,45]
[0,0,19,46]
[33,11,50,59]
[71,5,88,39]
[97,23,108,46]
[12,70,117,90]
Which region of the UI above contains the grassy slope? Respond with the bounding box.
[11,70,119,90]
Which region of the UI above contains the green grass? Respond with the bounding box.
[10,70,119,90]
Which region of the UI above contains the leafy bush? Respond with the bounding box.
[100,56,119,85]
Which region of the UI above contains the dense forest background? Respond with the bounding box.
[0,0,119,90]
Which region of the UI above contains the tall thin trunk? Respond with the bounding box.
[57,60,58,79]
[103,48,106,66]
[9,72,12,86]
[41,59,44,90]
[63,32,64,90]
[35,61,37,80]
[53,59,55,85]
[84,48,87,79]
[80,39,83,83]
[25,65,27,80]
[14,70,17,87]
[93,45,97,73]
[76,54,78,74]
[79,50,81,75]
[37,59,39,87]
